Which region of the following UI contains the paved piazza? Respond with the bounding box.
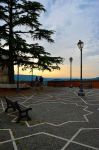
[0,87,99,150]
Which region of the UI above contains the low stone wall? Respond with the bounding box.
[0,83,30,89]
[47,80,99,88]
[0,84,17,88]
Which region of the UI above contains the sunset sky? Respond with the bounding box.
[15,0,99,78]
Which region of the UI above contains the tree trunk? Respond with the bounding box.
[8,58,15,84]
[8,0,15,84]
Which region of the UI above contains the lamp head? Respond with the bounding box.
[69,57,73,62]
[77,40,84,50]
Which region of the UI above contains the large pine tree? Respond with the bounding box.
[0,0,63,83]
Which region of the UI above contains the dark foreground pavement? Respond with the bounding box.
[0,87,99,150]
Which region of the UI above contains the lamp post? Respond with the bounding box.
[77,40,85,96]
[17,57,20,91]
[31,65,33,86]
[69,57,73,88]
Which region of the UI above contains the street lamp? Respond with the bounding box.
[77,40,85,96]
[31,64,34,86]
[69,57,73,88]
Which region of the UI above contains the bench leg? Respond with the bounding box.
[27,116,31,121]
[5,107,9,112]
[16,113,21,123]
[5,106,16,113]
[16,111,31,123]
[26,111,31,121]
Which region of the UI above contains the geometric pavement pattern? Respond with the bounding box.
[0,87,99,150]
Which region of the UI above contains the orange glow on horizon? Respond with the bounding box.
[14,64,98,78]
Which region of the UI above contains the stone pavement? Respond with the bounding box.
[0,87,99,150]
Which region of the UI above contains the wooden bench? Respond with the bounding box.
[4,97,32,123]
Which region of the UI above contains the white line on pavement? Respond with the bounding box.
[61,128,82,150]
[9,129,18,150]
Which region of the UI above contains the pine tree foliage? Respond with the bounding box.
[0,0,63,83]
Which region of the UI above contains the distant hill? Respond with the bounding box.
[14,75,99,81]
[14,75,37,81]
[14,75,69,81]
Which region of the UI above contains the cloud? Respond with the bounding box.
[29,0,99,77]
